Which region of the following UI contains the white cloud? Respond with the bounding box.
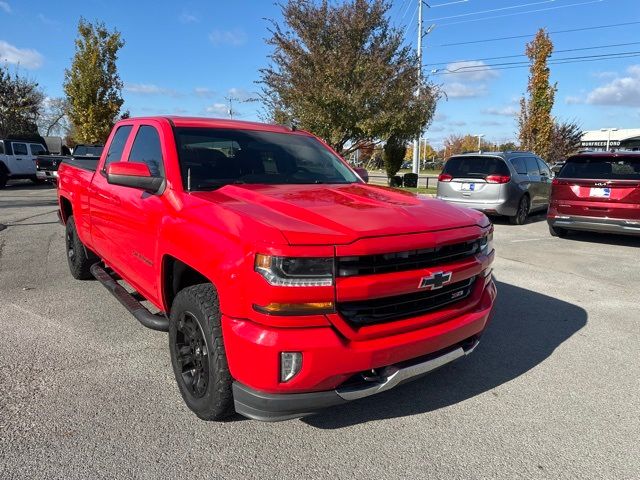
[448,120,467,127]
[227,87,255,101]
[206,103,229,116]
[180,12,199,23]
[584,65,640,107]
[0,40,43,69]
[194,87,215,98]
[433,112,448,121]
[480,120,504,127]
[444,61,498,82]
[483,106,518,117]
[0,2,11,14]
[591,71,616,80]
[124,83,178,96]
[209,29,247,47]
[444,82,487,99]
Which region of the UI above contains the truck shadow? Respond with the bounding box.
[302,281,587,429]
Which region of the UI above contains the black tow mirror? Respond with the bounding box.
[106,162,164,194]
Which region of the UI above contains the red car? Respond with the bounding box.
[57,117,496,421]
[548,152,640,237]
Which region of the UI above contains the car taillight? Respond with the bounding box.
[35,159,40,167]
[438,173,453,182]
[485,175,510,184]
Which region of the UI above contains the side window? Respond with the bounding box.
[537,158,551,177]
[0,142,4,155]
[13,143,28,155]
[104,125,133,170]
[511,157,527,175]
[30,144,46,155]
[525,157,540,176]
[128,126,164,177]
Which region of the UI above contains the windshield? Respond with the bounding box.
[559,155,640,180]
[443,156,510,179]
[74,145,104,157]
[174,128,359,190]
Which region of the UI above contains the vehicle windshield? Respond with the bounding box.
[174,128,359,190]
[558,155,640,180]
[442,156,510,179]
[74,145,104,157]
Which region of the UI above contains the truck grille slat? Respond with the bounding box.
[337,277,476,325]
[337,239,481,277]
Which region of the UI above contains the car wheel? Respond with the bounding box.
[509,195,530,225]
[65,215,98,280]
[549,224,569,238]
[169,284,234,421]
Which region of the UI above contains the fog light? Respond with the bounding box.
[280,352,302,382]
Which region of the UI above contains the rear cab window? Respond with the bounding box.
[442,156,510,180]
[29,144,47,156]
[559,155,640,180]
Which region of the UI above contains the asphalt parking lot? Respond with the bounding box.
[1,183,638,479]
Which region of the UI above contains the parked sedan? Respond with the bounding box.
[437,151,551,225]
[548,151,640,237]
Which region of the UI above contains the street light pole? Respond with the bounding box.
[476,134,484,152]
[411,0,423,175]
[601,127,618,151]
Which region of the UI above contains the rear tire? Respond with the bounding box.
[549,224,569,238]
[65,216,97,280]
[169,284,234,421]
[31,175,46,185]
[509,195,530,225]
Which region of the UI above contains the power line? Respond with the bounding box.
[431,50,640,74]
[425,41,640,67]
[435,20,640,47]
[429,0,555,21]
[440,0,605,27]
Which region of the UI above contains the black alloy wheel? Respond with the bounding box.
[174,311,210,399]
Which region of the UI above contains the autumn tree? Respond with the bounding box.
[64,18,125,143]
[547,120,582,164]
[444,134,492,156]
[518,29,556,160]
[0,65,44,138]
[260,0,439,155]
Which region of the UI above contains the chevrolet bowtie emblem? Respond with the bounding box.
[419,271,453,290]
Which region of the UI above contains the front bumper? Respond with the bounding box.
[549,215,640,236]
[233,337,480,421]
[223,278,496,421]
[436,197,517,216]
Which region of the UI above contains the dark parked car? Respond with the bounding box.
[437,151,552,225]
[548,152,640,237]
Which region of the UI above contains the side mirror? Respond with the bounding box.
[106,162,164,194]
[353,167,369,183]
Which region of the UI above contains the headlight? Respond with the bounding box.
[479,231,494,255]
[255,254,334,287]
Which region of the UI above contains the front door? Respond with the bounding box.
[9,142,32,175]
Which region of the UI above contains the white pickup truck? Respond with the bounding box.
[0,139,48,188]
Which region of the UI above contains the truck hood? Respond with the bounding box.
[192,183,487,245]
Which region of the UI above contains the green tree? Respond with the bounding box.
[444,134,491,156]
[0,65,44,138]
[548,120,582,164]
[497,141,518,151]
[518,29,556,160]
[64,18,125,143]
[383,136,407,181]
[260,0,439,155]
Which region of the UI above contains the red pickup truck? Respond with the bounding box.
[57,117,496,421]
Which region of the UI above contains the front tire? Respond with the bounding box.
[509,195,530,225]
[169,284,234,421]
[65,216,97,280]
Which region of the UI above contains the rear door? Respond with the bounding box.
[438,155,509,204]
[8,142,32,175]
[553,154,640,221]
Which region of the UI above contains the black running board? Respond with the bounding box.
[90,263,169,332]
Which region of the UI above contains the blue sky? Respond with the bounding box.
[1,0,639,149]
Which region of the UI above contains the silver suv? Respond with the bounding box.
[436,151,551,225]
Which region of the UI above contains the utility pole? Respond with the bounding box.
[411,0,423,175]
[225,96,239,119]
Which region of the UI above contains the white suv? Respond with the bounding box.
[0,139,48,188]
